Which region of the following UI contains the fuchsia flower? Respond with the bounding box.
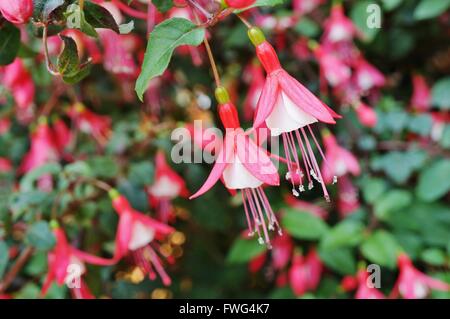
[0,158,12,173]
[110,191,175,286]
[289,249,323,296]
[391,253,450,299]
[354,101,377,128]
[314,44,351,88]
[147,151,189,223]
[42,224,115,299]
[292,0,325,15]
[410,74,431,112]
[190,87,281,248]
[19,119,59,175]
[284,195,328,219]
[99,31,139,77]
[52,117,74,157]
[337,175,360,218]
[248,27,340,200]
[223,0,256,9]
[322,3,359,44]
[0,118,11,135]
[353,57,385,92]
[1,58,35,122]
[320,130,360,184]
[354,269,385,299]
[243,60,265,121]
[271,233,294,270]
[68,103,111,146]
[0,0,33,24]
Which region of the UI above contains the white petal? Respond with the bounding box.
[329,25,350,42]
[266,91,317,136]
[222,154,263,190]
[334,159,348,177]
[128,221,155,251]
[149,175,181,199]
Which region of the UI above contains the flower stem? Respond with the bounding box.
[0,247,34,294]
[42,25,60,76]
[79,0,85,11]
[203,36,221,87]
[236,13,252,28]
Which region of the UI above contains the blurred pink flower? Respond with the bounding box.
[410,74,431,112]
[322,4,359,44]
[353,57,385,92]
[354,101,377,128]
[0,0,33,24]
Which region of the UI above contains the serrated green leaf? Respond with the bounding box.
[135,18,205,100]
[227,238,266,264]
[0,23,21,65]
[281,209,328,240]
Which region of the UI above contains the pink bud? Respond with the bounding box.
[0,0,33,24]
[224,0,256,9]
[355,102,377,128]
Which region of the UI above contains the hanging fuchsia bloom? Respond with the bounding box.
[68,103,111,145]
[353,57,385,92]
[337,175,360,218]
[354,101,377,128]
[303,249,323,291]
[147,151,189,223]
[52,117,74,157]
[223,0,256,9]
[243,60,265,121]
[391,253,450,299]
[0,0,33,24]
[42,223,115,299]
[322,3,359,44]
[289,250,323,296]
[0,118,11,135]
[314,44,351,87]
[1,58,35,122]
[248,27,340,200]
[99,31,139,77]
[110,191,175,285]
[292,0,325,15]
[321,130,360,184]
[271,233,294,270]
[355,269,385,299]
[19,118,59,175]
[410,74,431,112]
[285,195,328,219]
[190,87,281,248]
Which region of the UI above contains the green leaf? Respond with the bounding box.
[413,0,450,20]
[33,0,66,22]
[431,77,450,110]
[83,1,119,33]
[408,114,432,136]
[57,36,80,77]
[236,0,286,12]
[0,241,9,279]
[320,221,365,249]
[86,156,119,179]
[0,23,21,65]
[153,0,173,13]
[381,0,403,11]
[62,62,92,84]
[361,177,388,204]
[227,237,266,264]
[129,161,154,186]
[360,230,401,269]
[350,0,380,42]
[416,159,450,202]
[318,247,356,275]
[25,221,56,251]
[135,18,205,100]
[281,209,329,240]
[294,17,320,37]
[374,189,412,220]
[421,249,447,266]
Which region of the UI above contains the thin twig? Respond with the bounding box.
[0,247,34,294]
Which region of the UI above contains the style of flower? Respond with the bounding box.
[110,190,175,286]
[391,253,450,299]
[42,223,116,299]
[147,151,189,223]
[248,27,340,200]
[190,87,281,248]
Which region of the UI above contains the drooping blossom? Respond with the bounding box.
[284,195,328,219]
[248,27,340,200]
[313,44,351,88]
[337,175,360,218]
[321,3,359,45]
[391,253,450,299]
[354,101,377,128]
[223,0,255,9]
[0,0,33,24]
[243,60,265,121]
[353,57,385,92]
[110,190,175,286]
[1,58,35,123]
[289,249,323,296]
[190,87,281,248]
[67,103,112,146]
[341,269,385,299]
[42,223,116,299]
[320,130,360,184]
[271,233,294,270]
[52,116,74,158]
[147,151,189,223]
[410,74,431,112]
